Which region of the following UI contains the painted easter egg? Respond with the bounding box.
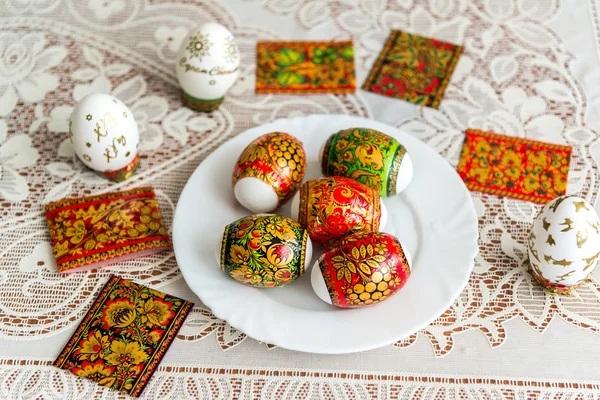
[233,132,306,213]
[218,214,313,287]
[176,22,240,112]
[320,127,413,197]
[291,176,386,246]
[311,232,411,308]
[69,93,139,182]
[528,195,600,295]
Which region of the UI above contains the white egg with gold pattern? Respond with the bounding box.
[528,195,600,295]
[69,93,139,181]
[176,23,240,112]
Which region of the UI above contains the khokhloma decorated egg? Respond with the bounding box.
[233,132,306,213]
[320,127,413,197]
[217,214,313,287]
[176,22,240,112]
[69,93,139,182]
[311,232,411,308]
[528,195,600,295]
[291,176,387,246]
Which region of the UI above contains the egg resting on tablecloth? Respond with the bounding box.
[69,93,139,182]
[320,127,413,197]
[233,132,306,213]
[311,231,411,308]
[528,195,600,295]
[217,214,313,287]
[176,22,240,112]
[291,176,387,247]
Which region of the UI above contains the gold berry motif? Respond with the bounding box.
[232,132,306,203]
[318,232,410,308]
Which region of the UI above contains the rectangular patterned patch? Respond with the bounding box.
[362,30,462,108]
[457,129,572,204]
[45,187,172,273]
[54,275,193,397]
[256,40,356,94]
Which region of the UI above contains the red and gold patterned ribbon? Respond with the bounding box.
[45,187,172,273]
[457,129,572,204]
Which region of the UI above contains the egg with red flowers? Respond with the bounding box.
[311,232,411,308]
[217,214,312,287]
[291,176,387,246]
[233,132,306,213]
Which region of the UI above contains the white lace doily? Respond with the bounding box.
[1,0,600,397]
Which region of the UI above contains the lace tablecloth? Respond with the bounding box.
[2,0,600,398]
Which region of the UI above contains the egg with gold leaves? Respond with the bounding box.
[233,132,306,213]
[217,214,312,287]
[311,232,411,308]
[528,195,600,295]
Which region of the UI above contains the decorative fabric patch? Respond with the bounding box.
[221,214,308,287]
[45,187,172,273]
[457,129,572,204]
[321,127,407,197]
[255,40,356,94]
[362,30,462,108]
[53,275,193,397]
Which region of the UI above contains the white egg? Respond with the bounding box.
[234,177,279,213]
[528,195,600,295]
[176,22,240,112]
[69,93,139,181]
[394,153,413,195]
[290,191,388,231]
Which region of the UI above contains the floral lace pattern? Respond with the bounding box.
[0,0,600,396]
[3,360,600,399]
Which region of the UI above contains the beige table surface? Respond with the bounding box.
[1,0,600,398]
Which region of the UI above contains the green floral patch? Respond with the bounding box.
[256,41,356,94]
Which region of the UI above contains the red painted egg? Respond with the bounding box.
[311,232,411,308]
[291,176,387,246]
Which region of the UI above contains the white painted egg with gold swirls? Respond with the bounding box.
[528,195,600,295]
[176,23,240,112]
[69,93,139,181]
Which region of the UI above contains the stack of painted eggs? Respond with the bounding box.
[217,128,415,308]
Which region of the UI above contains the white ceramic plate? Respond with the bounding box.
[173,114,478,354]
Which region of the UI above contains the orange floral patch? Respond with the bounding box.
[457,129,572,204]
[362,30,462,108]
[256,41,356,94]
[54,275,193,397]
[45,187,171,273]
